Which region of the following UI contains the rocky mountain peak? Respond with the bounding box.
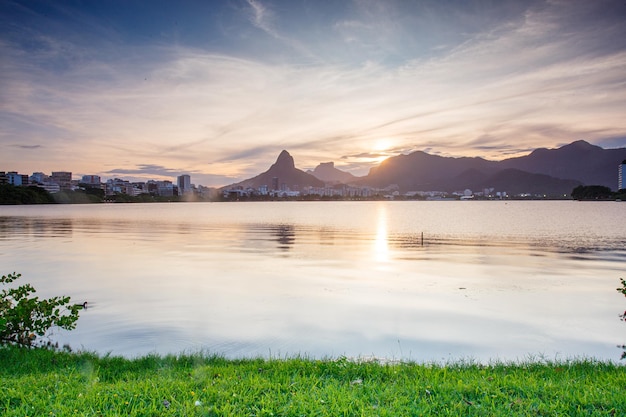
[309,161,357,183]
[273,150,295,170]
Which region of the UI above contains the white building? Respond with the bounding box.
[6,172,23,186]
[38,183,60,194]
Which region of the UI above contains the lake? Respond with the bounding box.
[1,201,625,362]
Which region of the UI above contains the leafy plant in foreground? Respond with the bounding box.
[618,278,626,359]
[618,278,626,297]
[0,272,81,347]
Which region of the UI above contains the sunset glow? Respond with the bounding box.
[1,0,625,186]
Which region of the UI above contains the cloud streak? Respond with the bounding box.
[11,144,42,149]
[246,0,275,37]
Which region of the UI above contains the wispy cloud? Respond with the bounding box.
[246,0,276,37]
[243,0,317,62]
[11,144,42,149]
[105,164,183,177]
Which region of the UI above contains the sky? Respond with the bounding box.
[1,0,626,187]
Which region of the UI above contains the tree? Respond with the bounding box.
[1,272,81,348]
[571,185,614,200]
[0,184,56,204]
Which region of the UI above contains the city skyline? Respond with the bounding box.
[2,0,626,187]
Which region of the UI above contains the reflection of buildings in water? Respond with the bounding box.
[0,217,73,238]
[272,224,295,249]
[33,219,73,237]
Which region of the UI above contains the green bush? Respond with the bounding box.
[618,278,626,359]
[618,278,626,297]
[0,272,81,347]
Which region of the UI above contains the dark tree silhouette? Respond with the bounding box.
[571,185,614,200]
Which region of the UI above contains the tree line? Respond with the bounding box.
[3,183,626,204]
[570,185,626,201]
[0,184,194,204]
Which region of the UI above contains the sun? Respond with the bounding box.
[371,138,394,163]
[373,138,393,152]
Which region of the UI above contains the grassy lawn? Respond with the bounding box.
[1,346,624,416]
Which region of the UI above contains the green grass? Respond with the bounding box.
[1,346,624,416]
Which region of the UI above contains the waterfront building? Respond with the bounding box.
[81,175,101,185]
[6,172,24,186]
[30,172,48,184]
[196,185,215,199]
[125,184,142,196]
[157,180,174,197]
[51,171,72,190]
[619,160,626,191]
[105,178,128,195]
[132,182,149,195]
[39,183,61,194]
[177,174,191,195]
[146,180,158,194]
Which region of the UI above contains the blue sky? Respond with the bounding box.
[1,0,626,186]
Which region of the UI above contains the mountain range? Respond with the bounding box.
[228,150,324,191]
[225,140,626,195]
[307,162,357,184]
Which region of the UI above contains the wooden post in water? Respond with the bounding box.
[421,232,424,246]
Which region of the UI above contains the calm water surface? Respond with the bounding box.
[1,201,625,362]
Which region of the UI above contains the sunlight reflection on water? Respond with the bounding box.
[374,204,390,264]
[1,201,625,362]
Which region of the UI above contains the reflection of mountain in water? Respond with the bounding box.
[272,224,295,249]
[246,223,298,251]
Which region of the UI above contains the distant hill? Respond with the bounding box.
[225,150,324,191]
[358,140,625,194]
[356,151,499,191]
[499,140,626,189]
[308,162,357,184]
[471,169,581,196]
